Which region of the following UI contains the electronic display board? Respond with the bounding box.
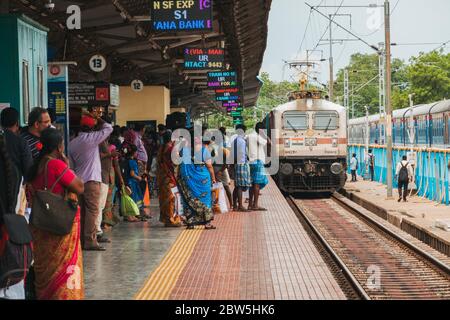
[152,0,213,31]
[184,48,224,69]
[215,87,240,101]
[226,105,243,113]
[233,116,243,125]
[222,100,241,108]
[207,71,237,88]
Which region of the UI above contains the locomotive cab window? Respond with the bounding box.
[283,111,308,130]
[313,112,339,130]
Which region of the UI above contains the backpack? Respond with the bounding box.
[0,132,33,290]
[0,215,33,289]
[398,162,409,182]
[369,154,374,167]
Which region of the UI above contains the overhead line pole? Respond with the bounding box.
[378,42,386,144]
[384,0,393,199]
[329,14,334,101]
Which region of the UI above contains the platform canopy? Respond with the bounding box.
[7,0,271,116]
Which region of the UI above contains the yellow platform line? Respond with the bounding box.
[135,228,203,300]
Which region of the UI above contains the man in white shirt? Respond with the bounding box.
[350,154,358,182]
[246,122,269,211]
[395,155,414,202]
[230,124,252,212]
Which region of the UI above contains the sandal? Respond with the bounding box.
[253,207,267,212]
[83,245,106,251]
[186,225,195,230]
[205,224,217,230]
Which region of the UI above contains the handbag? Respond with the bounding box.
[30,161,78,236]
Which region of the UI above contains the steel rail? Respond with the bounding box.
[287,195,371,300]
[331,193,450,276]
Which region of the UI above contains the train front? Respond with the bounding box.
[271,96,348,193]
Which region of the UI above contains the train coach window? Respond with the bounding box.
[283,111,308,130]
[313,112,339,130]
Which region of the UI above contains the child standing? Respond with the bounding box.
[126,144,147,220]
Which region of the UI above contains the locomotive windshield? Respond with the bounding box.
[283,111,308,130]
[313,112,339,130]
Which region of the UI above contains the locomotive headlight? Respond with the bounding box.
[280,163,294,176]
[332,138,338,147]
[284,139,291,148]
[330,162,343,175]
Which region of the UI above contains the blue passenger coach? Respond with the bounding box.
[348,100,450,205]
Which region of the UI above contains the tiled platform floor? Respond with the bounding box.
[83,201,183,300]
[135,178,346,300]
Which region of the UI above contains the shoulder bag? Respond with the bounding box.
[30,161,78,236]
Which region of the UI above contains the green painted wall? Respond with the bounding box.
[0,14,48,126]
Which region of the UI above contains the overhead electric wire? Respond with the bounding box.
[393,42,448,46]
[432,40,450,52]
[297,0,327,57]
[297,10,313,56]
[334,39,348,64]
[310,0,345,53]
[308,1,380,52]
[351,0,400,37]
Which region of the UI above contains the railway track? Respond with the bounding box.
[288,194,450,300]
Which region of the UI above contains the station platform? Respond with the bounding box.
[83,178,346,300]
[344,174,450,256]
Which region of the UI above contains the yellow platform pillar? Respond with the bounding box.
[116,86,170,127]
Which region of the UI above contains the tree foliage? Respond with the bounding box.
[402,50,450,104]
[334,53,407,118]
[334,50,450,118]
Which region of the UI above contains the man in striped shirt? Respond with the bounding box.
[20,107,51,159]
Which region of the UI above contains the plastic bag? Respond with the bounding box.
[212,183,229,214]
[120,186,139,217]
[171,186,184,217]
[408,181,417,191]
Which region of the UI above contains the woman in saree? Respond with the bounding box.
[177,131,217,230]
[157,130,181,227]
[28,128,85,300]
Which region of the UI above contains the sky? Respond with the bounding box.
[261,0,450,83]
